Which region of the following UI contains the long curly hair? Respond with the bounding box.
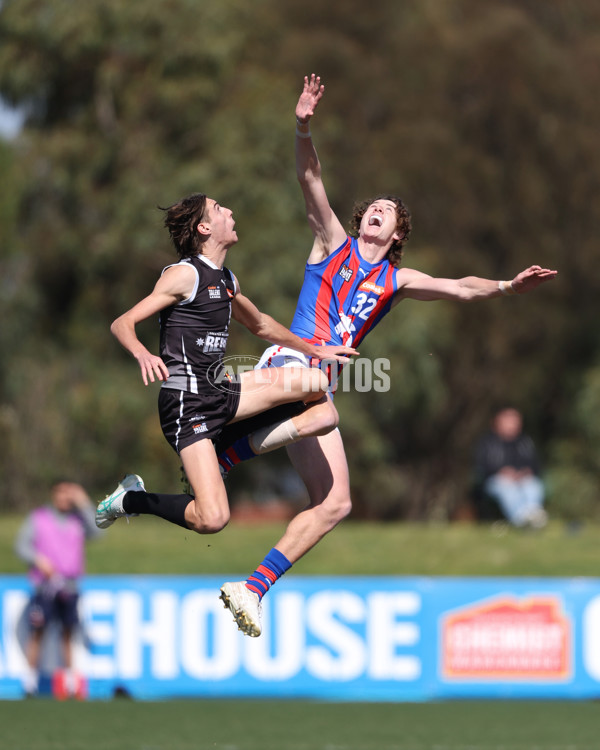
[160,193,208,259]
[349,194,411,268]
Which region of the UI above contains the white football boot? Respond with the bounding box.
[220,581,262,637]
[96,474,145,529]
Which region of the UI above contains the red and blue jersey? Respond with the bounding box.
[290,236,399,348]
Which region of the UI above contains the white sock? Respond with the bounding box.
[22,665,39,694]
[64,669,77,696]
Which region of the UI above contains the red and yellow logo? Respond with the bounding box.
[441,595,571,680]
[358,281,385,295]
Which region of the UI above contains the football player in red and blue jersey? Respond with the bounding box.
[218,75,557,637]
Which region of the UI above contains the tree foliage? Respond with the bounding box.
[1,0,599,519]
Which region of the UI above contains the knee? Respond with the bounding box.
[335,495,353,523]
[318,491,352,528]
[187,506,230,534]
[300,400,339,437]
[303,368,329,401]
[319,400,339,433]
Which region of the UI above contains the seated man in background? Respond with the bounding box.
[473,406,547,528]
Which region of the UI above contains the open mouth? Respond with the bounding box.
[368,215,383,227]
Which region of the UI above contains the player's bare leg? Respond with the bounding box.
[233,366,327,421]
[274,429,352,562]
[220,427,351,636]
[243,395,338,456]
[286,395,338,438]
[216,384,338,480]
[180,439,230,533]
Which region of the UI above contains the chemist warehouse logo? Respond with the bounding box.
[440,594,572,681]
[0,585,423,691]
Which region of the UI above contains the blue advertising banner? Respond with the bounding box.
[1,575,599,700]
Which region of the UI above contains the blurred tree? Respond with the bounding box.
[0,0,259,504]
[0,0,599,521]
[247,0,600,520]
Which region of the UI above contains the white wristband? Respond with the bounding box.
[498,280,516,296]
[296,126,311,139]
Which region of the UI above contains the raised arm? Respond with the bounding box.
[231,278,357,364]
[393,265,557,305]
[111,264,196,385]
[295,74,347,263]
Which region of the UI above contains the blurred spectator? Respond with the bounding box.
[473,407,548,528]
[14,481,101,697]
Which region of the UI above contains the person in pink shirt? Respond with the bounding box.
[14,481,100,696]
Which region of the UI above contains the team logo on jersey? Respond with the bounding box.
[359,280,385,295]
[192,422,208,434]
[196,332,228,352]
[338,265,353,282]
[208,285,221,299]
[334,311,355,344]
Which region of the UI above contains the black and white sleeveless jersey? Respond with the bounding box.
[159,254,237,395]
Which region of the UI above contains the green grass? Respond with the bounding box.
[0,699,598,750]
[1,514,598,577]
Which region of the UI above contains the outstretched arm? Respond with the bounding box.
[231,285,357,364]
[393,265,557,304]
[295,74,347,263]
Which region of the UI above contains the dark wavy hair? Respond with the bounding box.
[349,194,411,268]
[160,193,208,259]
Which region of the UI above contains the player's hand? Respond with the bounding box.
[511,265,557,293]
[311,343,358,364]
[296,73,325,123]
[135,351,170,385]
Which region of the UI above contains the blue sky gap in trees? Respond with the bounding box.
[0,97,23,138]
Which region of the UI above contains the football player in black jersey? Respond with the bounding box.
[97,193,356,559]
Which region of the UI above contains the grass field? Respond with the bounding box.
[0,698,598,750]
[1,514,599,578]
[2,516,599,749]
